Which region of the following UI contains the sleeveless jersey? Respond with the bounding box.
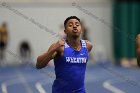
[52,39,88,93]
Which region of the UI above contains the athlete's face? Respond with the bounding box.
[64,19,82,38]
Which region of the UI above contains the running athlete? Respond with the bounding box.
[136,34,140,67]
[36,16,93,93]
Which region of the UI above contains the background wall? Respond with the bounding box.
[0,0,113,64]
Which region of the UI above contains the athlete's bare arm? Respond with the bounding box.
[86,40,93,52]
[136,34,140,67]
[36,39,64,69]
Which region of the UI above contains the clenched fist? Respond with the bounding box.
[53,39,65,52]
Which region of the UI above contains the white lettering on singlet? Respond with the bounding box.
[66,57,87,63]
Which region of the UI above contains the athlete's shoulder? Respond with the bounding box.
[85,40,93,52]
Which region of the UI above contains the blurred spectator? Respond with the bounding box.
[0,22,8,62]
[136,34,140,67]
[81,20,94,63]
[81,20,89,40]
[19,40,32,65]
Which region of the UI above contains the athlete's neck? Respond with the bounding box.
[66,37,81,49]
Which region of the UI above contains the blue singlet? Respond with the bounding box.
[52,39,88,93]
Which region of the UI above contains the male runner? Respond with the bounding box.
[36,16,93,93]
[136,34,140,67]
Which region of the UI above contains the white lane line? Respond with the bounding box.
[103,81,125,93]
[17,71,34,93]
[1,83,7,93]
[35,82,47,93]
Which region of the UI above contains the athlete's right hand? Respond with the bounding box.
[54,39,65,51]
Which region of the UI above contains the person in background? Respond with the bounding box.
[136,34,140,67]
[19,41,32,65]
[0,22,8,62]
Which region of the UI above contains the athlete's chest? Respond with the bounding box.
[62,48,88,64]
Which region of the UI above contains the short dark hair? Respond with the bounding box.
[64,16,80,28]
